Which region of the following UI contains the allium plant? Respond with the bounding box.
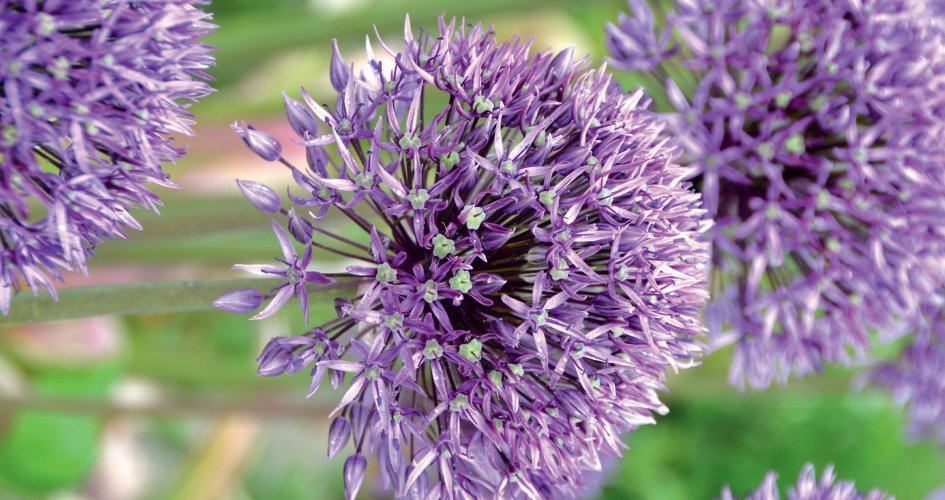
[607,0,945,389]
[0,0,216,313]
[718,463,890,500]
[217,15,710,499]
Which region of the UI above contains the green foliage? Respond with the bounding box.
[601,391,945,500]
[0,365,118,494]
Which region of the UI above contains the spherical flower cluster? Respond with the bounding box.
[718,463,889,500]
[0,0,216,313]
[607,0,945,389]
[217,16,709,499]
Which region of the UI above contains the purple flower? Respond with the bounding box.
[0,0,216,314]
[609,0,945,389]
[718,463,890,500]
[227,220,334,325]
[219,15,709,500]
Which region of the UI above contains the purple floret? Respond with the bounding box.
[719,463,890,500]
[0,0,216,313]
[608,0,945,390]
[219,15,710,500]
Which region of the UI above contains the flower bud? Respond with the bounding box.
[330,39,349,93]
[232,121,282,161]
[287,208,313,244]
[236,179,281,214]
[344,453,368,500]
[327,416,351,460]
[212,288,263,314]
[283,91,320,139]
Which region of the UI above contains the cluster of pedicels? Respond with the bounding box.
[215,15,710,500]
[0,0,216,314]
[718,463,889,500]
[607,0,945,390]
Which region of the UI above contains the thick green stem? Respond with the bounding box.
[0,277,361,327]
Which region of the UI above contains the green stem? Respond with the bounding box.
[0,277,361,327]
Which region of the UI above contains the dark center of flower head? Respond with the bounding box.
[244,15,709,500]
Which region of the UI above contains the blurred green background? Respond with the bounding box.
[0,0,942,499]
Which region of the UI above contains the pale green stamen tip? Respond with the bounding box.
[458,339,482,362]
[465,206,485,230]
[385,313,404,329]
[376,262,397,283]
[1,125,17,146]
[598,188,613,206]
[765,204,780,219]
[422,339,444,359]
[826,62,838,74]
[539,190,555,208]
[508,363,524,377]
[364,365,381,381]
[735,92,751,109]
[449,394,469,412]
[422,280,439,303]
[493,418,504,432]
[615,265,630,281]
[555,229,571,242]
[545,407,559,418]
[550,258,569,280]
[775,91,792,108]
[570,342,586,359]
[499,160,517,176]
[354,171,374,189]
[431,234,456,259]
[826,238,841,252]
[853,148,868,163]
[587,156,599,165]
[816,190,830,210]
[399,133,421,150]
[449,270,472,293]
[473,95,494,114]
[489,370,504,388]
[28,103,43,117]
[784,134,805,154]
[336,118,353,134]
[531,309,547,327]
[589,376,601,389]
[439,151,460,171]
[757,141,775,161]
[407,189,429,210]
[611,326,625,336]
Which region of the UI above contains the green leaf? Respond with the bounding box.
[0,366,118,494]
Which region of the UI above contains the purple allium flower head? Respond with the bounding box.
[608,0,945,389]
[218,15,710,499]
[719,463,890,500]
[0,0,216,314]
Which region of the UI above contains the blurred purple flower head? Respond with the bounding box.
[609,0,945,389]
[718,463,890,500]
[218,14,710,500]
[0,0,216,314]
